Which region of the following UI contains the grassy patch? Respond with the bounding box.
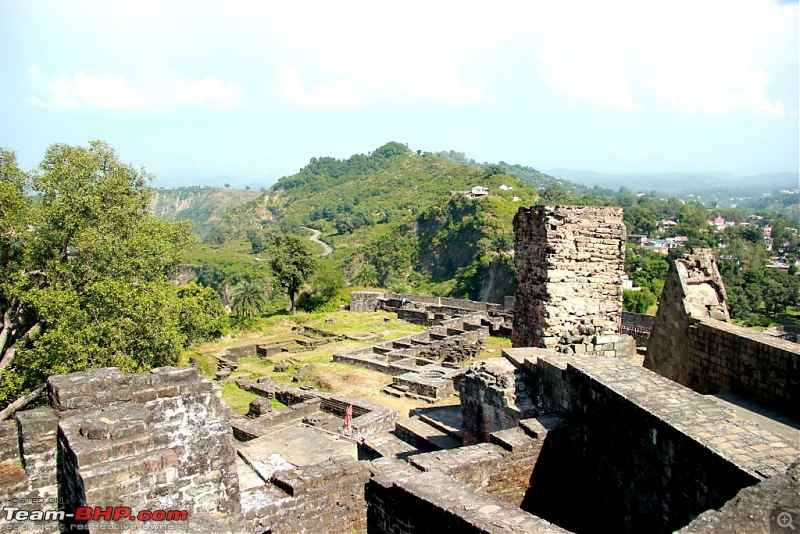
[220,381,259,415]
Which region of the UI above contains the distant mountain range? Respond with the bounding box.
[544,169,799,194]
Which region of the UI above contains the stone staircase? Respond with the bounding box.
[358,405,464,460]
[394,412,462,452]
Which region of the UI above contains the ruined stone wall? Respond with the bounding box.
[350,291,384,312]
[460,357,536,445]
[366,461,569,534]
[52,367,243,533]
[0,408,59,531]
[645,250,730,384]
[0,367,244,533]
[686,318,800,417]
[645,251,800,418]
[621,311,654,346]
[242,456,370,534]
[491,349,799,533]
[512,205,626,351]
[409,415,566,507]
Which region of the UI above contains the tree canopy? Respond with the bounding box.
[268,234,317,315]
[0,142,222,412]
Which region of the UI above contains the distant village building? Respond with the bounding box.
[470,185,489,197]
[498,184,515,191]
[627,234,648,246]
[450,185,490,198]
[661,220,678,231]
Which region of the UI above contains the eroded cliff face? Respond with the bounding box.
[477,255,514,304]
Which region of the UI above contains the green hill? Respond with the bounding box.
[204,142,542,301]
[150,186,261,238]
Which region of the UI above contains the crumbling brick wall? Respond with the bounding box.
[512,205,628,354]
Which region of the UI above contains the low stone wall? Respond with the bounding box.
[621,312,654,346]
[231,398,323,441]
[242,455,370,533]
[622,311,655,329]
[366,464,569,533]
[686,317,800,418]
[350,291,384,312]
[239,379,397,439]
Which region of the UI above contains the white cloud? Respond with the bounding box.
[26,66,248,111]
[178,75,248,108]
[26,66,145,109]
[528,0,792,116]
[276,64,359,108]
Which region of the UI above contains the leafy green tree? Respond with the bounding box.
[0,142,199,411]
[312,261,345,301]
[230,279,267,321]
[268,234,317,315]
[623,289,657,314]
[762,268,799,316]
[176,283,227,342]
[353,264,379,287]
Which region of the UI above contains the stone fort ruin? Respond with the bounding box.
[0,205,797,533]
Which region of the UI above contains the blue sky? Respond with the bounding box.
[1,0,797,188]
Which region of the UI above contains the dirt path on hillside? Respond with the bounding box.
[304,227,332,256]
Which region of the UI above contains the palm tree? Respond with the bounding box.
[230,279,267,321]
[353,264,378,288]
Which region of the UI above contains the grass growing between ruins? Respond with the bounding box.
[185,308,509,417]
[221,381,260,415]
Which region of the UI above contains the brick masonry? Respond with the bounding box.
[512,205,633,357]
[495,348,799,533]
[645,250,800,419]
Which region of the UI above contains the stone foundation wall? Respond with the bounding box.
[242,455,370,534]
[492,349,799,533]
[410,415,566,507]
[512,205,626,351]
[366,463,569,534]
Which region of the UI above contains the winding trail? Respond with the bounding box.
[304,227,333,256]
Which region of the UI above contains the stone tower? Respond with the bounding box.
[512,205,628,353]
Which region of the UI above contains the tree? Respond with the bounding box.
[268,234,317,315]
[353,264,379,287]
[176,283,227,342]
[230,279,267,321]
[762,268,799,316]
[0,142,201,412]
[623,289,657,314]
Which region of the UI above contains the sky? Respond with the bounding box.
[0,0,798,188]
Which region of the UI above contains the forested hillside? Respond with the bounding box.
[150,186,260,238]
[203,142,539,301]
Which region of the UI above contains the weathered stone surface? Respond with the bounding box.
[646,250,800,419]
[512,205,630,357]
